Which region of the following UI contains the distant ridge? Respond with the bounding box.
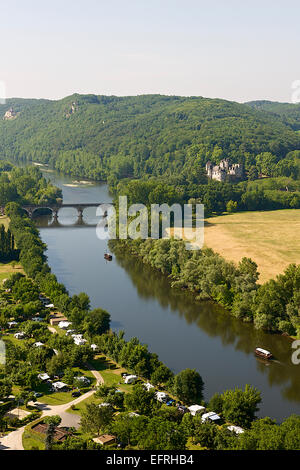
[0,93,300,180]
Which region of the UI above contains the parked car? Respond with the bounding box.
[33,392,43,398]
[166,399,175,406]
[71,390,81,397]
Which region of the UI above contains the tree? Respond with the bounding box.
[81,402,114,436]
[0,380,12,400]
[226,200,238,213]
[208,393,224,413]
[138,416,187,450]
[150,364,173,387]
[124,385,158,416]
[44,415,62,427]
[83,308,111,336]
[172,369,204,405]
[63,368,75,386]
[111,414,147,447]
[192,420,218,449]
[45,422,55,450]
[221,385,261,427]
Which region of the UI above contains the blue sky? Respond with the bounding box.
[1,0,300,101]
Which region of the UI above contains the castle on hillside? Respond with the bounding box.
[3,108,17,120]
[206,159,243,182]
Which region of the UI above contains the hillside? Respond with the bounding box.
[1,94,300,182]
[246,100,300,131]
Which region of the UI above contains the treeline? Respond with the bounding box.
[110,238,300,336]
[0,225,18,261]
[1,94,300,185]
[0,164,62,207]
[113,173,300,215]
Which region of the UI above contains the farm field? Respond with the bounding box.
[203,209,300,283]
[170,209,300,283]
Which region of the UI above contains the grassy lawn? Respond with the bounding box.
[35,368,95,406]
[0,215,10,230]
[0,261,24,283]
[2,333,27,349]
[186,437,206,450]
[67,393,101,415]
[49,325,67,336]
[22,418,46,450]
[202,209,300,283]
[66,355,134,416]
[89,355,134,392]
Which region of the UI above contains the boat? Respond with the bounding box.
[254,347,273,360]
[104,253,112,261]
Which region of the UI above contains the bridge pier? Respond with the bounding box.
[52,209,59,222]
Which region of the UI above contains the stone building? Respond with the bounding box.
[206,159,243,182]
[3,108,17,120]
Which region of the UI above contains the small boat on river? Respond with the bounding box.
[254,347,273,360]
[104,253,112,261]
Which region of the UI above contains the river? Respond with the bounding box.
[34,167,300,421]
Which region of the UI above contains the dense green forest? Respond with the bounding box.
[246,100,300,131]
[1,94,300,186]
[0,164,62,206]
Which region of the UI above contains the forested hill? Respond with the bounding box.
[245,100,300,130]
[1,94,300,181]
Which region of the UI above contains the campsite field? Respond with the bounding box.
[203,209,300,283]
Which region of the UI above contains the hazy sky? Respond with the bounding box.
[1,0,300,102]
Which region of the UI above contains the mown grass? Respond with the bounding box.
[203,209,300,283]
[0,261,24,283]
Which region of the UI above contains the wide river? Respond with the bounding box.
[35,167,300,421]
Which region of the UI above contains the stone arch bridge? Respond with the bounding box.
[21,203,110,220]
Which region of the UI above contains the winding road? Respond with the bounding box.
[0,367,103,451]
